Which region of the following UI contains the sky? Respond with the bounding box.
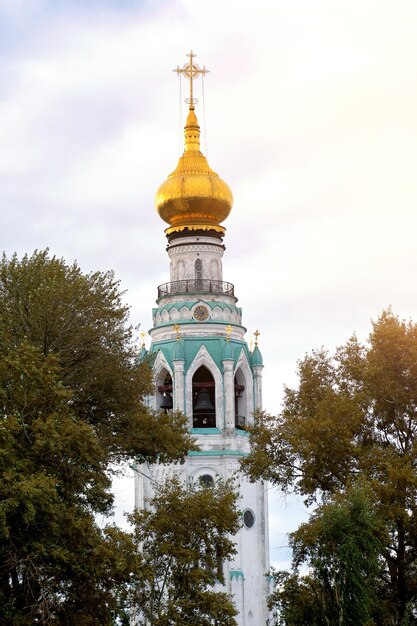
[1,0,417,570]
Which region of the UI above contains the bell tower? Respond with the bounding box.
[136,52,269,625]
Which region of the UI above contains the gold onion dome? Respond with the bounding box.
[155,105,233,235]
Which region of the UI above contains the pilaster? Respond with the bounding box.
[222,359,235,431]
[173,359,185,412]
[252,365,263,410]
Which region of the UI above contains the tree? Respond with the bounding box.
[272,485,382,626]
[243,310,417,625]
[0,250,194,463]
[128,476,240,626]
[267,570,325,626]
[0,250,195,624]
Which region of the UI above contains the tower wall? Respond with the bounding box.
[136,231,269,626]
[138,58,270,622]
[168,234,225,282]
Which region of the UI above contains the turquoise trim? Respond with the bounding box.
[234,428,250,436]
[191,428,221,434]
[222,339,234,360]
[154,301,242,315]
[172,339,185,361]
[152,319,247,331]
[150,337,252,373]
[188,450,248,457]
[230,569,245,581]
[251,345,263,366]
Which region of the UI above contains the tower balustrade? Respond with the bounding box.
[157,279,234,299]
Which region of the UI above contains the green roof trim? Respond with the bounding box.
[172,339,185,361]
[230,569,245,580]
[234,429,250,436]
[151,319,247,331]
[251,345,264,366]
[153,301,242,315]
[151,337,252,372]
[191,428,222,435]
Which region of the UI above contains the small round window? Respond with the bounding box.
[243,509,255,528]
[199,474,214,486]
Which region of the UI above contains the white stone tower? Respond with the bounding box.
[135,52,269,625]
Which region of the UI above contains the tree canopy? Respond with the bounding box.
[129,476,240,626]
[0,250,198,624]
[267,485,383,626]
[0,250,194,463]
[243,310,417,625]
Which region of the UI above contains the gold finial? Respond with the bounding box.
[226,324,232,341]
[174,50,209,109]
[173,323,181,340]
[140,331,146,348]
[249,338,254,352]
[254,329,260,346]
[155,52,232,235]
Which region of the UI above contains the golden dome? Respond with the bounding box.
[155,106,233,235]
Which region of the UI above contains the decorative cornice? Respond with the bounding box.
[168,243,224,255]
[165,224,226,235]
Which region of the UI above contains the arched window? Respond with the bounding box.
[194,258,203,279]
[199,474,214,486]
[156,369,173,413]
[192,365,215,428]
[210,258,219,280]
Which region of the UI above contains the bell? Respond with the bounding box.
[194,389,215,413]
[160,393,173,411]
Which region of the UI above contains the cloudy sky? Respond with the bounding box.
[1,0,417,568]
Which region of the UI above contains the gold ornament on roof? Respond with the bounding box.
[155,51,233,236]
[254,329,260,346]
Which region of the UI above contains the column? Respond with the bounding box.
[252,365,263,410]
[223,359,235,430]
[173,359,185,412]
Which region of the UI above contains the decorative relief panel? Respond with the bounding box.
[169,244,224,255]
[154,304,240,326]
[180,306,191,319]
[212,306,222,319]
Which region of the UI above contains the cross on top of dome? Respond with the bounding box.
[155,52,232,236]
[173,50,209,107]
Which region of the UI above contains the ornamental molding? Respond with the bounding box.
[235,347,252,376]
[168,244,224,255]
[153,350,173,379]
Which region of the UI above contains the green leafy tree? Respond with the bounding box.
[243,310,417,625]
[267,487,382,626]
[0,250,193,463]
[128,476,240,626]
[267,570,325,626]
[0,250,195,625]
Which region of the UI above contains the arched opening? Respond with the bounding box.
[199,474,214,487]
[192,366,216,428]
[234,368,247,429]
[156,369,173,413]
[194,258,203,291]
[194,258,203,280]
